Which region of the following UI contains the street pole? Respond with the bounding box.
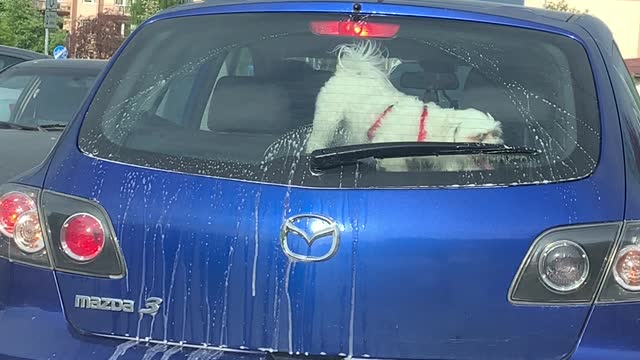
[44,28,49,55]
[44,0,57,55]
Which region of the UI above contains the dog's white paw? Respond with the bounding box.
[304,135,325,154]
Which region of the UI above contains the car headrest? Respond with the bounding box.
[460,70,538,146]
[418,58,457,73]
[208,76,293,134]
[460,71,521,123]
[400,72,459,90]
[460,69,576,152]
[269,60,316,80]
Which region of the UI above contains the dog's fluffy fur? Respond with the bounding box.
[305,41,504,171]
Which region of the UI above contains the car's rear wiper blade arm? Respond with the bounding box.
[37,123,67,131]
[0,121,40,131]
[309,142,541,171]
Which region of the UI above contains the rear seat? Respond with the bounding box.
[460,69,574,151]
[126,76,295,164]
[460,70,527,146]
[267,60,332,126]
[206,76,296,161]
[399,70,460,107]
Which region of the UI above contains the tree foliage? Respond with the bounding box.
[128,0,189,27]
[543,0,588,14]
[128,0,159,28]
[0,0,68,54]
[71,12,125,59]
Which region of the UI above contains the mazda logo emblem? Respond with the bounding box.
[279,214,341,262]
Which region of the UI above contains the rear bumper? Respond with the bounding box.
[0,261,229,360]
[1,260,639,360]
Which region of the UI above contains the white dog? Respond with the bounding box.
[305,40,504,171]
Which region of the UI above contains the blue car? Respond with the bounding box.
[2,0,640,359]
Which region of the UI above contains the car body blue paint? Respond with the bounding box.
[567,6,640,360]
[1,1,638,359]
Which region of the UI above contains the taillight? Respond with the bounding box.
[509,223,621,304]
[61,213,105,262]
[0,184,50,268]
[537,240,590,293]
[0,185,124,276]
[597,222,640,303]
[13,210,44,254]
[41,190,125,278]
[310,20,400,38]
[0,184,126,278]
[0,191,36,237]
[613,245,640,291]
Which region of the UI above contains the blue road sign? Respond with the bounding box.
[53,45,68,59]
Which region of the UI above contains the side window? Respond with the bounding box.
[155,73,197,125]
[0,55,21,71]
[631,76,640,108]
[215,47,254,81]
[612,43,640,113]
[610,42,640,179]
[0,75,32,122]
[233,47,254,76]
[12,75,97,125]
[202,47,255,130]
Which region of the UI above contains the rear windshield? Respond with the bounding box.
[79,13,599,188]
[0,67,99,125]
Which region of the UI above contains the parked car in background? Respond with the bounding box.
[3,1,640,359]
[0,46,50,118]
[0,59,105,183]
[0,45,49,71]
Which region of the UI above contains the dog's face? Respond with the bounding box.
[453,113,504,145]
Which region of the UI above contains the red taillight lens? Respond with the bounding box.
[310,20,400,38]
[613,245,640,291]
[0,192,36,237]
[61,213,105,262]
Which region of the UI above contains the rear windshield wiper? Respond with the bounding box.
[0,121,40,131]
[309,142,541,171]
[37,123,67,131]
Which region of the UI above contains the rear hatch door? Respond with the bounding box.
[43,6,623,360]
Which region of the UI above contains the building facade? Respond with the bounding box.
[39,0,129,33]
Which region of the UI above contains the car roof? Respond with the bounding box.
[0,45,50,60]
[7,59,107,71]
[158,0,575,23]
